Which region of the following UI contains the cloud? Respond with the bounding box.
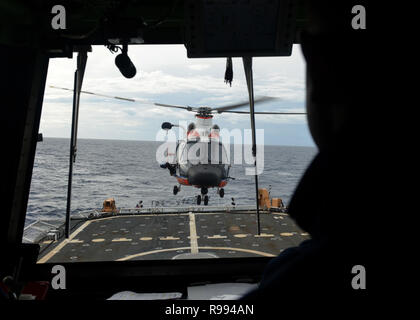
[188,64,211,71]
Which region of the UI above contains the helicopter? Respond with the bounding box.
[49,86,306,205]
[155,97,302,205]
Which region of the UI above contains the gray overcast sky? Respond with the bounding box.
[41,44,315,147]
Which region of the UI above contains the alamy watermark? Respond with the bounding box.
[351,264,366,290]
[51,5,66,30]
[155,121,265,175]
[51,264,66,290]
[50,4,366,31]
[351,5,366,30]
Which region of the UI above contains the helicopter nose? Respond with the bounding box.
[188,165,224,187]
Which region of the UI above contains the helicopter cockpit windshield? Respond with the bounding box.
[180,140,229,167]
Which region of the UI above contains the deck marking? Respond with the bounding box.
[88,213,188,223]
[233,234,249,238]
[140,237,152,241]
[272,212,288,216]
[280,232,294,236]
[112,238,132,242]
[159,236,180,241]
[254,233,275,238]
[189,213,199,254]
[207,235,227,239]
[92,238,105,242]
[117,246,274,261]
[69,239,84,243]
[37,220,91,263]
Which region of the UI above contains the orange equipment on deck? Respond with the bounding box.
[271,197,285,209]
[258,188,285,210]
[258,188,271,209]
[101,198,118,213]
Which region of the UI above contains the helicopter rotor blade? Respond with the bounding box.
[49,86,301,114]
[49,85,138,102]
[212,96,278,113]
[50,85,195,111]
[154,103,194,111]
[218,110,306,115]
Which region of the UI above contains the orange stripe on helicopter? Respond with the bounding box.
[196,116,213,119]
[187,130,200,137]
[177,177,227,188]
[176,176,191,186]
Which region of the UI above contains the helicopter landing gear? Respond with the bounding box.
[197,188,209,206]
[199,187,209,206]
[173,185,180,195]
[219,188,225,198]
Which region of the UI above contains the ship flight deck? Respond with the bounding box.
[35,206,309,263]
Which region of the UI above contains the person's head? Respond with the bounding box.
[300,2,369,150]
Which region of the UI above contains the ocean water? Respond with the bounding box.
[26,138,316,226]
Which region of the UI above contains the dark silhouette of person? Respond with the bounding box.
[242,1,387,302]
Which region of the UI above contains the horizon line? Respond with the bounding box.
[41,136,316,148]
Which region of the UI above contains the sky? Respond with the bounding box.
[40,44,315,147]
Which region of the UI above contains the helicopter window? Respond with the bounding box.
[184,141,228,165]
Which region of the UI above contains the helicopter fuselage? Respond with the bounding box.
[175,115,229,189]
[176,140,229,189]
[161,113,230,201]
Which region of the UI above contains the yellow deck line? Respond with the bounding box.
[117,246,274,261]
[78,211,229,223]
[198,246,275,257]
[280,232,295,236]
[69,239,84,243]
[233,234,249,238]
[37,220,92,264]
[254,233,275,238]
[159,236,180,240]
[111,238,132,242]
[189,213,199,254]
[85,213,188,223]
[117,247,191,261]
[207,235,227,239]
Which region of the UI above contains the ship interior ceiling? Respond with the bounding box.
[0,0,378,301]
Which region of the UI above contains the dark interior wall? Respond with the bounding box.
[0,45,49,246]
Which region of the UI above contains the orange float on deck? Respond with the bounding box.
[258,188,271,209]
[258,189,285,210]
[101,198,118,213]
[271,197,284,209]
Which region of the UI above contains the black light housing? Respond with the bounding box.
[161,122,173,130]
[115,44,136,78]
